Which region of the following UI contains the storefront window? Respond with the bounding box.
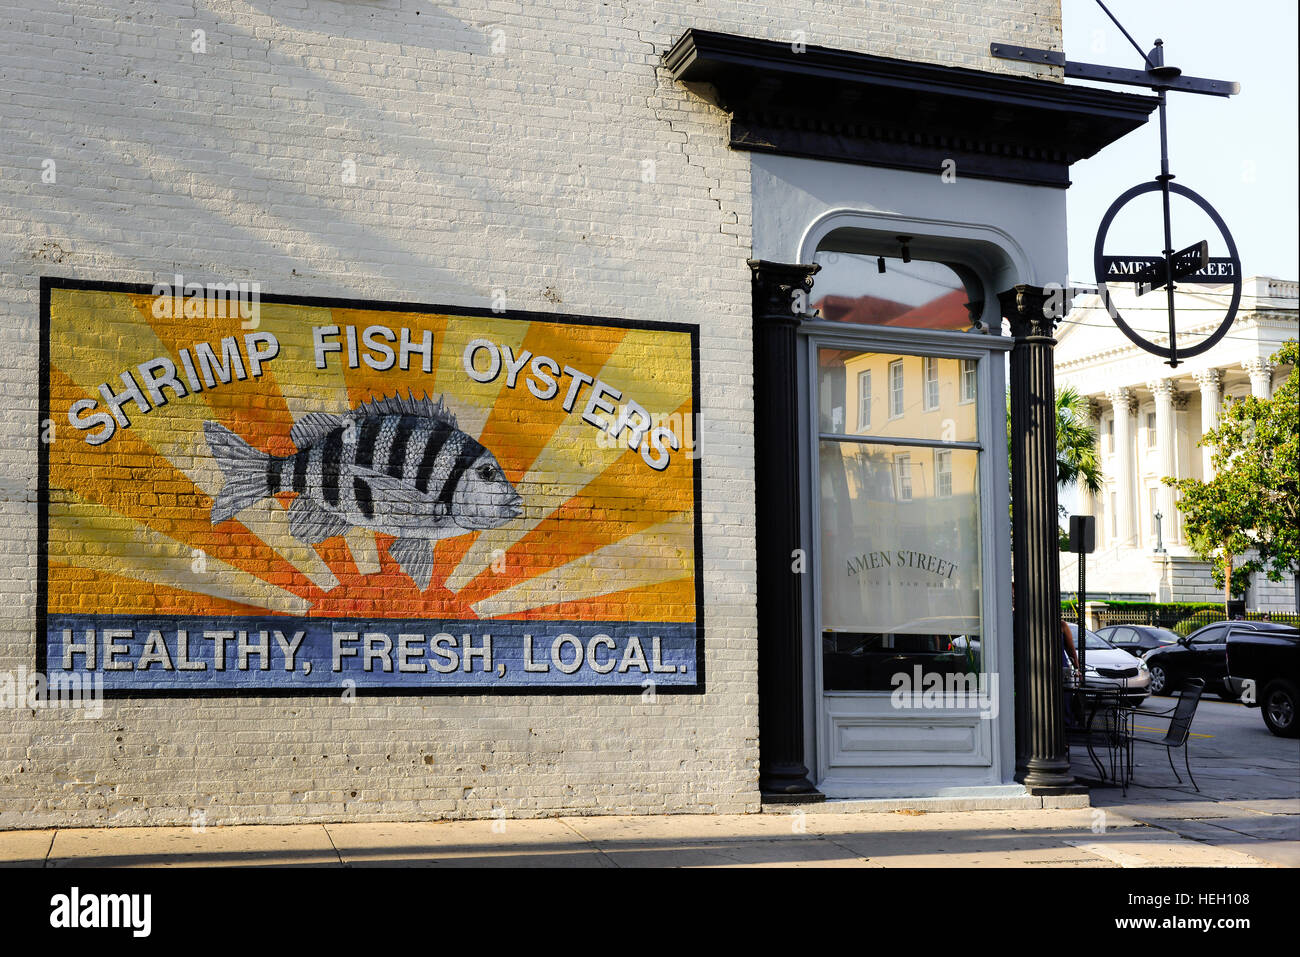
[812,253,975,332]
[818,347,983,692]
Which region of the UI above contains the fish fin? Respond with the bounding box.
[351,390,457,430]
[353,468,449,518]
[205,421,273,525]
[290,412,345,450]
[287,496,351,544]
[389,537,435,590]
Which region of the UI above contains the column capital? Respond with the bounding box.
[997,284,1061,339]
[748,260,820,325]
[1242,357,1274,376]
[1106,387,1134,411]
[1147,378,1177,401]
[1192,368,1223,391]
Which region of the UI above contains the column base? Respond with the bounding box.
[761,791,826,804]
[760,762,820,796]
[1019,759,1075,789]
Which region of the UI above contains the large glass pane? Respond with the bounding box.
[819,349,978,440]
[812,254,973,331]
[819,443,983,691]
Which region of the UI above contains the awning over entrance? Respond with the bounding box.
[663,29,1158,187]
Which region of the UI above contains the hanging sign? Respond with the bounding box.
[1092,180,1242,367]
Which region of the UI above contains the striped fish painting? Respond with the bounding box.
[203,392,523,590]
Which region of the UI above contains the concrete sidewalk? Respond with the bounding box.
[0,806,1283,867]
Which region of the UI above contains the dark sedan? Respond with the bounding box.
[1095,624,1182,655]
[1143,620,1300,699]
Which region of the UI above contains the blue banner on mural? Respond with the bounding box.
[45,615,697,691]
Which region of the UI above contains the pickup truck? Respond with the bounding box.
[1225,624,1300,738]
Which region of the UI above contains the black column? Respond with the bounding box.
[999,284,1074,789]
[749,259,820,798]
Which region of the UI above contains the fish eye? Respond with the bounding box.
[477,464,496,482]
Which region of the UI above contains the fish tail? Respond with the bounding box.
[205,421,273,524]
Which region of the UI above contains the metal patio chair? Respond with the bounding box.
[1126,678,1205,792]
[1077,667,1140,793]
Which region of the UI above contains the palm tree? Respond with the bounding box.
[1053,385,1103,500]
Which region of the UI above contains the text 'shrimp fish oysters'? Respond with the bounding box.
[204,392,523,589]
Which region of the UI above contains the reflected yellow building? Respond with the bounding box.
[826,352,979,501]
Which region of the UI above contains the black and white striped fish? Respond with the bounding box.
[204,392,522,589]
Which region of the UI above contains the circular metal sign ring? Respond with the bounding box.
[1092,180,1242,362]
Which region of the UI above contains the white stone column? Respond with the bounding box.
[1106,387,1135,546]
[1193,368,1222,479]
[1148,378,1179,548]
[1244,358,1274,398]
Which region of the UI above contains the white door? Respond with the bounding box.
[807,337,1011,797]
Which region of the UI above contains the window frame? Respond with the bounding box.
[923,356,941,412]
[960,358,977,404]
[888,359,905,419]
[935,448,953,498]
[892,451,914,501]
[800,322,1012,707]
[857,369,872,432]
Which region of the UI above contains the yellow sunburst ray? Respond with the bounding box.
[430,316,532,440]
[445,329,692,594]
[48,490,311,615]
[51,291,340,592]
[469,511,695,618]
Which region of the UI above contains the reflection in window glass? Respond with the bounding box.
[936,449,952,498]
[893,452,913,501]
[856,370,872,432]
[961,359,977,403]
[923,357,940,411]
[820,443,983,692]
[889,360,904,419]
[820,349,978,441]
[811,253,974,331]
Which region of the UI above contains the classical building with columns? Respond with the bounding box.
[1056,277,1298,611]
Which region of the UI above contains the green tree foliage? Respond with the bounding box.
[1166,341,1298,605]
[1054,385,1104,498]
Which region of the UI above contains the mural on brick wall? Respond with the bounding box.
[39,279,702,692]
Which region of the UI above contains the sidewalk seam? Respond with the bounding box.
[1115,815,1282,868]
[320,824,345,867]
[555,818,620,869]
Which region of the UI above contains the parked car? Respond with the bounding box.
[1142,620,1299,700]
[1226,626,1300,738]
[1094,624,1182,655]
[1063,623,1150,706]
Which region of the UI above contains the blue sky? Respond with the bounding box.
[1062,0,1299,283]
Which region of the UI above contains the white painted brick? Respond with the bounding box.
[0,0,1059,826]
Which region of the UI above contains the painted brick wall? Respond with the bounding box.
[0,1,1060,826]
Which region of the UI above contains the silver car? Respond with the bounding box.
[1063,623,1151,706]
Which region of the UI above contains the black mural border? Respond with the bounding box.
[37,275,706,697]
